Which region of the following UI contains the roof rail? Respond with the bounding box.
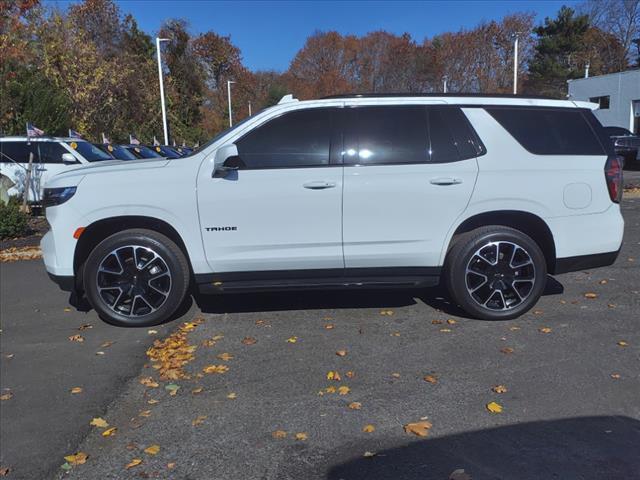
[322,92,555,100]
[278,94,299,104]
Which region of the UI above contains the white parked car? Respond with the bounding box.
[41,94,624,326]
[0,136,113,202]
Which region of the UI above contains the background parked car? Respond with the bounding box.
[95,143,138,161]
[0,136,113,202]
[123,144,164,159]
[148,145,182,159]
[603,126,640,169]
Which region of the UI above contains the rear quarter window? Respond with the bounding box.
[486,107,606,156]
[0,142,32,163]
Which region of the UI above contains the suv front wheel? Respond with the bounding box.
[445,226,547,320]
[83,229,190,327]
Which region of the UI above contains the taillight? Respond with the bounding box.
[604,155,623,203]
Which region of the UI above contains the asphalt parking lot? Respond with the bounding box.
[0,194,639,480]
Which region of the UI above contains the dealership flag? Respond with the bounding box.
[69,129,83,139]
[153,136,160,146]
[129,134,141,145]
[102,133,111,144]
[26,122,44,137]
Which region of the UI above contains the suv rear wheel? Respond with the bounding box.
[83,229,190,327]
[445,226,547,320]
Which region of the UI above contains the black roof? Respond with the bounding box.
[322,92,555,100]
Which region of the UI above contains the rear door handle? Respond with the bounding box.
[303,181,336,190]
[430,177,463,186]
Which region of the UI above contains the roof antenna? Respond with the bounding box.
[278,94,299,105]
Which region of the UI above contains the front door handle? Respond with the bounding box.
[430,177,463,186]
[303,181,336,190]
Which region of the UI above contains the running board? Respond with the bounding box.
[195,268,441,294]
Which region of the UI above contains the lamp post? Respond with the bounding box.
[443,76,448,94]
[156,37,170,145]
[513,33,521,95]
[227,80,236,127]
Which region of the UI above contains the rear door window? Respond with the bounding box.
[486,107,605,155]
[39,142,69,164]
[0,142,31,163]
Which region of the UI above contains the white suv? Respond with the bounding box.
[41,94,624,326]
[0,136,113,202]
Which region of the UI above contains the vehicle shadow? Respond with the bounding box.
[193,275,564,318]
[324,416,640,480]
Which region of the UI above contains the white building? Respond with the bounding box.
[567,70,640,134]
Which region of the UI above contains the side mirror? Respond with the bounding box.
[213,144,240,178]
[61,153,77,164]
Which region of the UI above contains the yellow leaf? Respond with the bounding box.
[345,371,355,378]
[380,309,394,316]
[336,350,347,357]
[192,387,203,394]
[139,377,159,388]
[423,374,438,384]
[362,424,375,433]
[338,386,350,395]
[348,402,362,410]
[144,445,160,455]
[538,327,552,334]
[241,337,257,345]
[403,420,432,437]
[447,319,457,324]
[324,323,334,330]
[139,410,152,418]
[286,336,298,343]
[391,331,401,337]
[324,386,336,394]
[431,319,443,325]
[192,415,207,426]
[227,392,237,399]
[327,370,341,381]
[0,391,13,401]
[147,399,159,405]
[272,430,287,439]
[486,401,503,413]
[102,427,117,437]
[147,329,158,335]
[167,462,176,469]
[584,292,598,299]
[68,334,84,342]
[90,417,108,428]
[492,385,508,394]
[611,373,621,379]
[70,387,83,394]
[439,328,452,333]
[500,347,514,354]
[217,352,233,361]
[203,364,229,374]
[617,341,628,347]
[64,452,88,465]
[125,458,142,469]
[64,307,72,312]
[295,432,308,441]
[391,372,401,378]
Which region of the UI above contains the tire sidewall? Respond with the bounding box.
[84,231,189,327]
[447,228,547,320]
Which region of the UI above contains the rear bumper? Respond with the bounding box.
[554,248,621,275]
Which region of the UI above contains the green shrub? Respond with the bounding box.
[0,200,28,239]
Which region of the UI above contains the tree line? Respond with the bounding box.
[1,0,638,144]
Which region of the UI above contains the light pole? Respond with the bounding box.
[443,76,448,94]
[156,37,170,145]
[248,101,252,116]
[513,33,521,95]
[227,80,236,127]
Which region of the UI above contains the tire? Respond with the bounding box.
[444,226,547,320]
[83,229,190,327]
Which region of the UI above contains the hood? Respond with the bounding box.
[45,158,171,188]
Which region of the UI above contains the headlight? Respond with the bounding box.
[42,186,77,208]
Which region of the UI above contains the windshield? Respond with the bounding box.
[67,141,113,162]
[127,145,162,158]
[97,144,138,160]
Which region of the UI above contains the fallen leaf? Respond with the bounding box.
[391,372,401,378]
[167,462,176,469]
[295,432,308,441]
[348,402,362,410]
[90,417,109,428]
[68,334,84,343]
[509,326,521,331]
[617,341,628,347]
[95,351,105,356]
[324,323,335,330]
[126,442,138,450]
[336,350,347,357]
[584,292,598,299]
[324,386,336,394]
[345,371,355,378]
[0,391,13,401]
[431,319,443,325]
[492,385,508,394]
[423,374,438,384]
[139,377,159,388]
[532,309,544,315]
[449,469,472,480]
[147,330,158,335]
[241,337,257,345]
[538,327,552,334]
[447,319,457,324]
[272,430,287,439]
[0,466,10,476]
[216,352,233,361]
[227,392,237,399]
[362,424,375,433]
[286,336,298,343]
[78,324,93,330]
[4,354,13,360]
[599,279,608,285]
[403,420,432,437]
[338,386,350,395]
[165,384,180,396]
[608,303,617,309]
[125,458,142,469]
[439,328,452,333]
[192,415,207,426]
[327,371,341,381]
[380,309,394,316]
[64,307,72,312]
[391,331,401,337]
[486,401,503,413]
[611,373,621,379]
[144,445,160,455]
[147,399,159,405]
[139,410,152,418]
[100,341,114,348]
[203,365,229,374]
[70,387,83,394]
[192,387,203,395]
[500,347,514,354]
[363,451,376,458]
[64,452,88,466]
[102,427,117,437]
